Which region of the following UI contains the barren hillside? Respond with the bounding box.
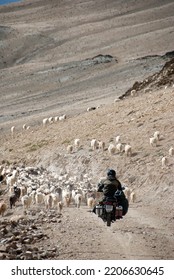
[0,0,174,260]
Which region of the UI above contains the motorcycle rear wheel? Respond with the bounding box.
[106,212,111,227]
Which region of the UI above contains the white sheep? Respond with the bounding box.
[74,138,80,149]
[154,131,160,140]
[0,201,7,217]
[62,189,71,200]
[161,156,168,168]
[169,147,174,156]
[6,170,18,188]
[48,117,54,124]
[12,169,18,178]
[54,116,59,122]
[116,142,124,153]
[35,192,45,204]
[27,186,33,195]
[91,139,98,150]
[87,107,96,112]
[22,124,27,130]
[130,191,136,203]
[108,143,116,155]
[8,186,15,196]
[45,194,53,209]
[64,196,71,207]
[114,98,120,103]
[59,114,66,120]
[71,189,78,202]
[43,188,51,195]
[115,135,121,143]
[150,137,158,147]
[74,193,82,208]
[67,145,73,153]
[87,197,96,208]
[98,141,105,151]
[21,195,32,210]
[6,176,15,189]
[20,185,27,197]
[30,190,37,204]
[131,89,138,97]
[43,118,49,127]
[51,193,60,208]
[124,144,132,156]
[11,126,15,138]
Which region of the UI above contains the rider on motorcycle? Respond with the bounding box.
[93,169,129,215]
[97,169,122,198]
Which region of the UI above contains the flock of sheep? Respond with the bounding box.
[149,131,174,168]
[65,135,133,156]
[0,161,137,218]
[10,115,173,168]
[9,105,173,172]
[10,113,67,138]
[68,131,173,170]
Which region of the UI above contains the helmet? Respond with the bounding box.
[107,169,116,178]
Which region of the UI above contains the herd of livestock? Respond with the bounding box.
[0,162,136,218]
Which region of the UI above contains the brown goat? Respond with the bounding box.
[64,196,71,207]
[0,201,7,216]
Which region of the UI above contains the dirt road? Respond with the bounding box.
[37,202,174,260]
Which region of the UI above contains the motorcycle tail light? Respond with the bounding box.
[104,201,113,205]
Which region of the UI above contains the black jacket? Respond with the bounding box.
[97,176,122,197]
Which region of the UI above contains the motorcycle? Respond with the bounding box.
[95,197,123,227]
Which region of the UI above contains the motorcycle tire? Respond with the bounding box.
[106,212,111,227]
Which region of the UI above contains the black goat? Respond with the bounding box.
[9,187,21,209]
[14,186,21,199]
[9,194,18,209]
[0,174,5,182]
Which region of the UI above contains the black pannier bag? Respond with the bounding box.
[114,190,129,216]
